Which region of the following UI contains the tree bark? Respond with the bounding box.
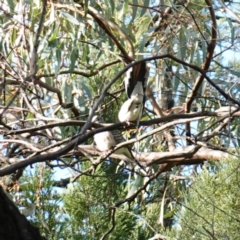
[0,186,45,240]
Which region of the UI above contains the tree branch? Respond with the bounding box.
[185,0,217,143]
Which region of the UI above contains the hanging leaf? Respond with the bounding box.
[140,0,149,16]
[173,67,180,92]
[63,80,73,103]
[179,28,187,60]
[189,41,198,64]
[82,44,89,63]
[82,82,92,98]
[11,27,17,46]
[132,0,138,21]
[123,0,129,16]
[70,48,78,73]
[44,3,55,26]
[126,175,143,199]
[158,188,167,226]
[48,27,58,43]
[61,12,80,25]
[84,0,89,16]
[231,27,235,45]
[6,0,14,12]
[55,48,61,75]
[201,39,206,61]
[168,0,178,10]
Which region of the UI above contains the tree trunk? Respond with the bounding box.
[0,186,45,240]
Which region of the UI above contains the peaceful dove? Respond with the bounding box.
[118,61,149,123]
[92,116,134,162]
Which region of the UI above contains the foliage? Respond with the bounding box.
[19,166,69,240]
[63,161,138,239]
[167,157,240,239]
[62,160,187,239]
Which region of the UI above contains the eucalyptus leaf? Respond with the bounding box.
[140,0,149,16]
[84,0,89,16]
[63,80,73,103]
[82,82,92,98]
[11,27,17,46]
[6,0,14,12]
[61,12,80,25]
[126,175,143,199]
[104,0,115,15]
[201,39,206,61]
[44,3,55,26]
[179,28,187,60]
[123,0,129,16]
[49,27,58,42]
[70,48,78,73]
[132,0,138,21]
[173,67,180,92]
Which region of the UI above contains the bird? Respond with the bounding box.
[118,61,149,123]
[92,115,134,162]
[124,61,148,99]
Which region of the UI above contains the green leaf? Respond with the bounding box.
[158,189,166,226]
[226,17,235,44]
[126,175,143,199]
[168,0,178,10]
[93,49,103,64]
[82,44,89,63]
[63,80,73,103]
[11,27,17,45]
[196,47,201,66]
[123,0,129,15]
[104,0,115,15]
[199,79,206,96]
[61,12,80,25]
[189,41,198,64]
[70,48,78,73]
[179,28,187,60]
[26,112,34,119]
[82,82,92,98]
[173,67,180,92]
[201,40,206,61]
[44,3,55,26]
[231,27,235,45]
[6,0,14,12]
[140,0,149,16]
[48,27,58,42]
[84,0,88,16]
[76,95,85,112]
[55,48,61,74]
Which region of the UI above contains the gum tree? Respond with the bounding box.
[0,0,240,239]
